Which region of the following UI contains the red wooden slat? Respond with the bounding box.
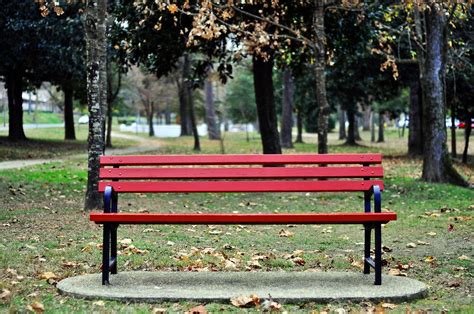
[90,212,397,224]
[100,166,384,179]
[98,180,384,193]
[100,154,382,166]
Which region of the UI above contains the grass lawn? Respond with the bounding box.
[0,126,136,161]
[0,130,473,312]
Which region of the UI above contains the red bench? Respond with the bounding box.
[90,154,396,285]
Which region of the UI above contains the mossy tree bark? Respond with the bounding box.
[84,0,107,210]
[418,4,469,187]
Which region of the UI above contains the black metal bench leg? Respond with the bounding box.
[374,223,382,285]
[364,224,371,274]
[110,224,118,274]
[102,223,111,285]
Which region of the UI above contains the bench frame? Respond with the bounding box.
[91,154,395,286]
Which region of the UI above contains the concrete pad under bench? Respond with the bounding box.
[58,271,427,303]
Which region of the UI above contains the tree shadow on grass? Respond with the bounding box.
[0,136,87,161]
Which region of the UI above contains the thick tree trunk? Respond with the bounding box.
[408,79,423,155]
[355,115,362,141]
[63,85,76,140]
[6,72,27,141]
[295,108,304,143]
[362,106,371,131]
[252,54,281,154]
[204,70,220,140]
[377,112,384,143]
[345,109,356,145]
[84,0,107,210]
[280,68,294,148]
[313,0,330,154]
[420,4,468,186]
[338,106,346,140]
[462,113,471,164]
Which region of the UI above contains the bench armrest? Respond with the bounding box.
[373,185,381,213]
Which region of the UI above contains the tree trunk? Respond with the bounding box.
[147,102,155,137]
[462,113,471,164]
[280,68,294,148]
[165,102,171,125]
[313,0,330,154]
[204,70,220,140]
[355,115,362,141]
[295,108,304,143]
[252,54,281,154]
[377,111,384,143]
[408,79,423,156]
[6,72,27,141]
[419,4,468,187]
[345,109,356,145]
[450,100,456,158]
[188,87,200,151]
[182,53,200,151]
[338,106,346,140]
[178,83,192,136]
[106,100,113,147]
[84,0,107,210]
[63,85,76,140]
[371,111,375,142]
[362,106,371,131]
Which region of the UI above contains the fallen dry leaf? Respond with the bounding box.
[406,242,417,248]
[230,294,260,307]
[0,289,12,301]
[388,268,407,276]
[425,256,436,263]
[382,245,393,252]
[278,229,294,237]
[458,255,471,261]
[381,302,397,309]
[224,260,237,270]
[29,301,45,313]
[292,257,306,266]
[448,216,472,221]
[186,305,207,314]
[119,238,132,245]
[261,297,281,311]
[39,272,58,280]
[447,280,461,288]
[152,308,167,314]
[93,300,105,306]
[62,261,78,268]
[351,260,364,270]
[427,232,437,236]
[416,241,430,246]
[247,260,262,269]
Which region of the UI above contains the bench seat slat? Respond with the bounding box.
[100,154,382,166]
[100,166,383,179]
[99,180,384,193]
[90,212,397,224]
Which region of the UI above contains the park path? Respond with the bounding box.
[0,132,161,170]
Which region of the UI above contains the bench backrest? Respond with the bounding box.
[99,154,383,194]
